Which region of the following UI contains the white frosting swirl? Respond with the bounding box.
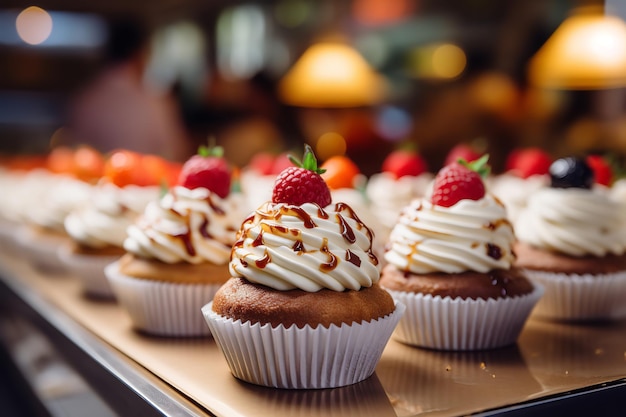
[230,202,379,292]
[384,195,515,274]
[27,174,93,232]
[515,187,626,257]
[64,183,159,248]
[124,186,240,264]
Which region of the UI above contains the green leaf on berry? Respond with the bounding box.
[458,154,491,178]
[288,144,326,174]
[197,136,224,158]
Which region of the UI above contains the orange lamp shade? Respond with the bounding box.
[278,42,386,107]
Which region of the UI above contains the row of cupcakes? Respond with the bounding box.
[1,143,625,391]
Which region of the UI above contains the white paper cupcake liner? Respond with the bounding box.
[523,270,626,321]
[388,285,543,351]
[57,245,118,299]
[105,261,222,337]
[16,225,68,274]
[202,301,405,389]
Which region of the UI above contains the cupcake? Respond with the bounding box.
[60,181,160,298]
[19,172,93,273]
[380,156,543,351]
[514,156,626,321]
[203,145,404,389]
[105,146,242,336]
[366,148,433,243]
[488,147,552,223]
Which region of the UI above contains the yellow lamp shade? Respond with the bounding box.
[528,7,626,89]
[278,42,386,107]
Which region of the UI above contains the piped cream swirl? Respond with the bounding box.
[515,187,626,257]
[124,186,240,264]
[229,202,379,292]
[384,195,515,274]
[64,183,158,249]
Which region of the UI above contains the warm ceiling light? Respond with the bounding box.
[528,6,626,89]
[16,6,53,45]
[278,42,386,107]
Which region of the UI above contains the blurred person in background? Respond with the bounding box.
[65,17,192,161]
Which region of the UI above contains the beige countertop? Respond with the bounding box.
[1,246,625,416]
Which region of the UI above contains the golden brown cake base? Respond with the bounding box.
[69,241,126,257]
[117,253,231,285]
[212,278,396,329]
[514,242,626,275]
[380,263,534,300]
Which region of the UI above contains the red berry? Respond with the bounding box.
[431,160,487,207]
[506,148,552,178]
[444,144,481,166]
[271,152,292,174]
[178,147,231,198]
[586,155,613,186]
[248,152,275,175]
[271,145,331,207]
[382,149,427,178]
[272,167,331,207]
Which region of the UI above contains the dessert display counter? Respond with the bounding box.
[0,250,625,416]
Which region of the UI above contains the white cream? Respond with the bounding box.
[515,187,626,257]
[65,182,159,249]
[384,195,515,274]
[124,186,241,264]
[230,201,379,292]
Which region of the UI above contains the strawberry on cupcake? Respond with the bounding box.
[380,155,543,351]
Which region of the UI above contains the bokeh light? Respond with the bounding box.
[16,6,53,45]
[316,132,347,160]
[375,106,413,141]
[408,43,466,80]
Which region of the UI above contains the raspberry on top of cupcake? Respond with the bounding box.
[206,145,403,389]
[384,155,519,283]
[380,155,541,350]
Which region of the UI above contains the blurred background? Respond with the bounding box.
[2,0,626,174]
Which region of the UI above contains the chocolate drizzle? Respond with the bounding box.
[486,243,502,260]
[345,249,361,267]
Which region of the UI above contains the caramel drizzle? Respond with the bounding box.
[174,230,196,257]
[255,250,271,268]
[335,202,378,265]
[336,213,356,243]
[293,239,305,253]
[205,194,225,216]
[320,238,338,272]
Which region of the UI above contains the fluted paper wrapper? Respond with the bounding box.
[202,301,405,389]
[523,270,626,321]
[105,262,221,337]
[388,286,543,351]
[17,226,68,273]
[58,245,117,298]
